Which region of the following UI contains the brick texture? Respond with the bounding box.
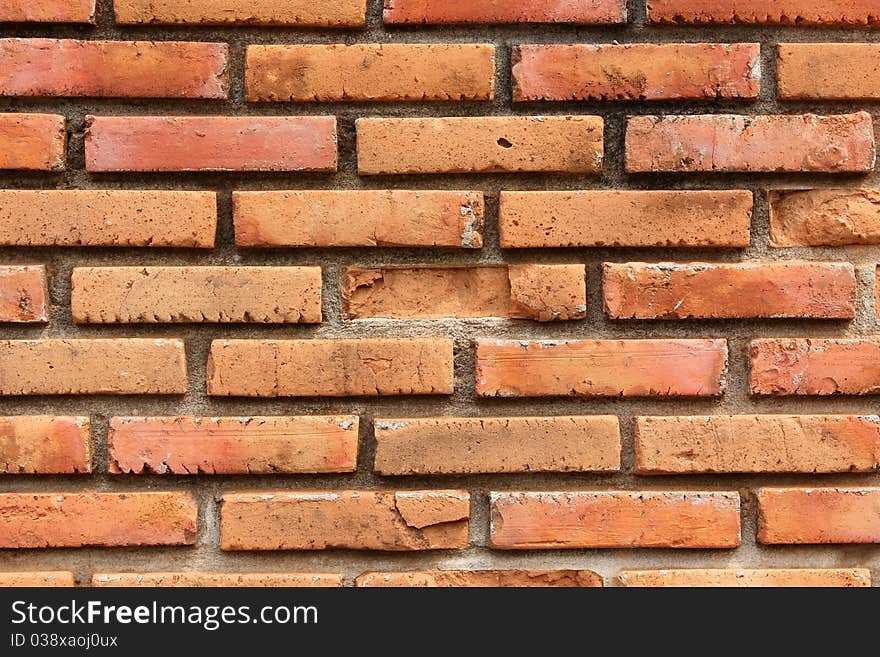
[0,113,65,171]
[383,0,627,24]
[619,569,871,587]
[758,487,880,544]
[0,572,76,587]
[0,1,94,23]
[114,0,367,26]
[648,0,880,26]
[356,570,604,587]
[770,189,880,247]
[778,44,880,100]
[93,573,342,587]
[0,265,47,322]
[0,416,91,474]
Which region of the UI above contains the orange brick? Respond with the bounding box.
[0,572,75,587]
[476,338,727,398]
[0,416,91,474]
[603,261,856,319]
[619,569,871,587]
[0,492,197,547]
[758,487,880,544]
[109,416,358,474]
[770,189,880,247]
[513,44,760,101]
[114,0,367,25]
[648,0,880,25]
[221,490,470,551]
[499,190,753,248]
[208,338,453,397]
[356,570,603,587]
[0,113,65,171]
[635,415,880,474]
[85,116,337,172]
[247,44,495,102]
[0,265,47,322]
[1,1,94,23]
[93,573,342,587]
[343,265,586,321]
[0,39,227,99]
[357,116,603,175]
[626,113,875,173]
[490,491,741,549]
[0,339,187,395]
[233,190,484,249]
[374,416,620,475]
[778,44,880,100]
[384,0,627,24]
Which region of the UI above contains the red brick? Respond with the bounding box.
[0,113,65,171]
[0,492,197,547]
[0,265,47,322]
[648,0,880,25]
[513,44,760,101]
[109,416,358,474]
[247,44,495,102]
[114,0,367,26]
[384,0,627,24]
[619,569,871,587]
[208,338,453,397]
[770,189,880,247]
[85,116,337,172]
[476,338,727,398]
[233,190,484,249]
[356,570,603,587]
[357,116,603,175]
[343,265,586,321]
[635,415,880,474]
[0,572,75,587]
[221,490,470,551]
[0,1,94,23]
[751,338,880,396]
[0,416,91,474]
[499,190,753,248]
[93,573,342,587]
[0,339,187,395]
[603,261,856,320]
[374,416,620,475]
[626,113,876,173]
[758,487,880,544]
[778,44,880,100]
[0,39,228,99]
[490,491,741,549]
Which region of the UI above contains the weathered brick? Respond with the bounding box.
[0,416,91,474]
[1,1,94,23]
[778,44,880,100]
[0,492,197,547]
[770,189,880,247]
[221,490,470,551]
[499,190,752,248]
[0,39,228,99]
[114,0,366,25]
[490,491,741,549]
[635,415,880,474]
[85,116,337,172]
[758,487,880,544]
[247,44,495,102]
[0,113,65,171]
[513,44,760,101]
[72,266,322,324]
[648,0,880,25]
[356,570,603,587]
[109,416,358,474]
[0,265,47,322]
[343,265,586,321]
[384,0,627,24]
[626,113,876,173]
[619,568,871,587]
[604,261,856,320]
[0,572,75,587]
[208,338,453,397]
[751,338,880,396]
[93,573,342,587]
[374,416,620,475]
[0,339,187,395]
[233,190,484,249]
[476,339,727,398]
[357,116,603,175]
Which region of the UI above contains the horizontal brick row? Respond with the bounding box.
[93,573,342,587]
[618,569,871,587]
[1,1,95,23]
[647,0,880,26]
[113,0,368,26]
[0,265,47,322]
[0,113,64,171]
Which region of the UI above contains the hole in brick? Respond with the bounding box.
[497,138,513,148]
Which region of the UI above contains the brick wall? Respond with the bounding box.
[0,0,878,588]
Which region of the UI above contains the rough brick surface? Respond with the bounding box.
[0,113,65,171]
[114,0,367,26]
[758,487,880,544]
[221,491,470,551]
[1,1,94,23]
[384,0,627,24]
[93,573,342,587]
[619,569,871,587]
[0,265,47,322]
[648,0,880,25]
[778,44,880,100]
[374,416,620,474]
[356,570,604,587]
[0,416,91,474]
[770,189,880,247]
[0,572,76,587]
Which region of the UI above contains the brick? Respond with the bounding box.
[626,113,875,173]
[357,116,603,175]
[93,573,342,587]
[0,113,65,171]
[476,338,727,398]
[343,265,586,321]
[648,0,880,25]
[490,491,741,549]
[778,44,880,100]
[758,487,880,544]
[114,0,366,25]
[85,116,337,172]
[603,261,856,320]
[770,189,880,247]
[513,44,760,101]
[356,570,603,587]
[499,190,752,248]
[0,572,75,587]
[375,416,620,475]
[0,190,217,248]
[72,266,322,324]
[109,416,358,474]
[233,190,484,249]
[384,0,627,24]
[0,39,227,99]
[247,44,495,102]
[0,416,91,474]
[208,338,453,397]
[0,265,47,322]
[750,338,880,396]
[619,569,871,587]
[221,490,470,551]
[1,1,94,23]
[635,415,880,474]
[0,339,187,395]
[0,492,197,547]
